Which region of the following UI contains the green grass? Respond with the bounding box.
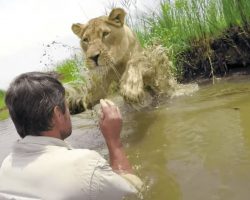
[0,90,5,109]
[0,109,9,121]
[0,90,9,120]
[53,55,86,85]
[135,0,250,77]
[48,0,250,83]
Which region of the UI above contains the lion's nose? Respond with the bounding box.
[89,54,100,65]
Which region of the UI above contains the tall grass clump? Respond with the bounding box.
[222,0,250,27]
[136,0,250,78]
[53,54,86,85]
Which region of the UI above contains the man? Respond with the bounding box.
[0,72,142,200]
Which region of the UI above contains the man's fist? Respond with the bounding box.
[99,99,122,146]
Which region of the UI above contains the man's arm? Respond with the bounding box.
[99,99,133,174]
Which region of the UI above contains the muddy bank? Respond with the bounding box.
[179,24,250,82]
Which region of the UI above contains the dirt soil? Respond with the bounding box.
[179,24,250,82]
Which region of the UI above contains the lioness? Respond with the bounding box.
[67,8,173,114]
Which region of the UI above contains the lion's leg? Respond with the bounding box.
[120,63,145,103]
[65,81,108,114]
[65,70,117,114]
[120,48,173,104]
[64,83,88,114]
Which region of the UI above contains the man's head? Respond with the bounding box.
[5,72,72,139]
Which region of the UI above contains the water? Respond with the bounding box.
[1,76,250,200]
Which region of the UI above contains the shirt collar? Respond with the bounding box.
[17,135,72,150]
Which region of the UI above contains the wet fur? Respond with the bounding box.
[67,8,173,114]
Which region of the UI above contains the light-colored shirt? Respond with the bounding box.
[0,136,142,200]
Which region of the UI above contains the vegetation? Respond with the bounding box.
[2,0,249,119]
[49,0,250,84]
[0,90,5,109]
[0,90,8,120]
[52,54,86,85]
[0,109,9,121]
[135,0,250,81]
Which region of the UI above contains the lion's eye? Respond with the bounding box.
[82,37,89,43]
[103,31,110,38]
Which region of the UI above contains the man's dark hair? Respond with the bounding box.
[5,72,66,138]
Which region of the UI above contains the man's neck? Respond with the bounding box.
[40,130,63,140]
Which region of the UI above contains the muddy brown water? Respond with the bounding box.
[1,76,250,200]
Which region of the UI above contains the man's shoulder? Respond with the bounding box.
[66,148,102,160]
[54,147,104,166]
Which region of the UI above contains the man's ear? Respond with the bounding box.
[53,106,63,122]
[107,8,126,27]
[71,23,85,38]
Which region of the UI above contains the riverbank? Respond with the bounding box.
[136,0,250,81]
[2,0,250,120]
[179,24,250,82]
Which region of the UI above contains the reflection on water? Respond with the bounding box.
[124,76,250,200]
[1,76,250,200]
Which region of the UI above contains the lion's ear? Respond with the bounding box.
[71,23,85,38]
[108,8,126,27]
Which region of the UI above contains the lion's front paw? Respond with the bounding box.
[120,71,144,103]
[64,83,87,114]
[67,96,86,114]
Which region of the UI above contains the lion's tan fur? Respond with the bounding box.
[67,8,174,113]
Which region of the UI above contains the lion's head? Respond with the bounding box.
[71,8,141,75]
[67,8,176,113]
